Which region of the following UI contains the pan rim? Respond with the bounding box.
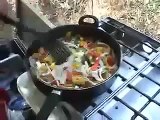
[32,69,119,91]
[28,24,121,91]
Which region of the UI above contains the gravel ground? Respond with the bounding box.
[7,0,160,40]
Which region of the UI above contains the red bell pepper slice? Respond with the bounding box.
[66,71,72,81]
[106,55,115,66]
[90,57,101,71]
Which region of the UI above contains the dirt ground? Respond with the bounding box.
[8,0,160,40]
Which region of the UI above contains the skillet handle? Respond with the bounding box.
[78,15,99,28]
[36,90,61,120]
[36,90,83,120]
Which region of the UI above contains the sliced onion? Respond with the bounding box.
[63,55,74,68]
[35,61,42,68]
[81,61,90,76]
[101,52,109,57]
[41,71,50,76]
[38,76,52,84]
[56,80,60,86]
[107,64,117,70]
[75,86,79,89]
[85,77,97,86]
[51,65,67,85]
[99,59,104,67]
[91,70,102,81]
[91,66,107,81]
[63,41,78,48]
[98,67,107,80]
[46,63,52,72]
[97,41,104,44]
[29,57,37,68]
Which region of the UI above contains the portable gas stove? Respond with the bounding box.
[9,16,159,120]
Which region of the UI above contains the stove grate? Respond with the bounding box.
[13,17,160,120]
[84,18,160,120]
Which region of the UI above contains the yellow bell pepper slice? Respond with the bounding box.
[79,39,87,47]
[72,62,81,69]
[50,63,56,70]
[72,75,86,85]
[44,55,53,65]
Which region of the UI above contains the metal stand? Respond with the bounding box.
[16,0,23,40]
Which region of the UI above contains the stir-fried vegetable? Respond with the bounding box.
[30,32,117,89]
[72,75,86,85]
[90,57,101,71]
[106,55,115,66]
[44,55,53,65]
[50,63,56,70]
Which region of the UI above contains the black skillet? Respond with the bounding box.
[1,14,121,120]
[26,15,121,120]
